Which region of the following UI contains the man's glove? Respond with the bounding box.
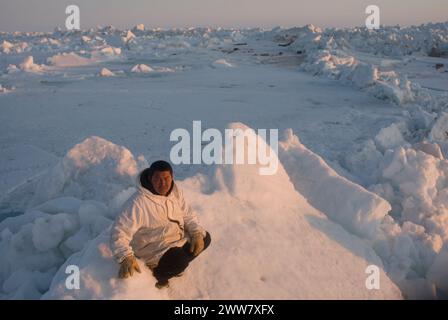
[118,255,141,279]
[189,233,205,256]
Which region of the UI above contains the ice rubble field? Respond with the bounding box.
[0,23,448,299]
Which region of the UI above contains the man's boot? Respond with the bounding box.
[155,279,169,289]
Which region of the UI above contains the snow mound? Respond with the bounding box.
[0,137,148,299]
[131,64,154,73]
[352,63,379,88]
[133,24,145,33]
[345,127,448,298]
[122,30,136,44]
[98,68,115,77]
[29,136,147,206]
[212,59,234,68]
[130,64,174,74]
[42,230,169,300]
[0,40,28,54]
[40,124,401,299]
[135,24,145,31]
[379,147,448,240]
[374,123,408,152]
[81,36,92,44]
[18,56,44,73]
[47,52,93,67]
[0,40,14,54]
[98,46,121,56]
[42,231,168,300]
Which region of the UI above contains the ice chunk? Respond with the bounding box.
[122,30,135,44]
[32,213,78,251]
[413,141,444,160]
[374,123,407,152]
[99,68,115,77]
[430,113,448,143]
[133,24,145,32]
[212,59,234,68]
[99,46,121,56]
[47,52,92,67]
[18,56,43,73]
[352,63,379,88]
[131,64,154,73]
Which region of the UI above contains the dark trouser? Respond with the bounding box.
[152,232,211,282]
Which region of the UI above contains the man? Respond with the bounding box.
[110,160,211,288]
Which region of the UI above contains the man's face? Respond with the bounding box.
[151,170,173,196]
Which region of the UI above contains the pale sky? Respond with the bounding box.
[0,0,447,32]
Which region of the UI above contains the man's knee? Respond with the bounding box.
[154,247,189,276]
[160,246,187,264]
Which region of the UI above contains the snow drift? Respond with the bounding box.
[279,129,391,240]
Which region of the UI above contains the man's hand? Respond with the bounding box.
[118,255,141,279]
[189,233,205,256]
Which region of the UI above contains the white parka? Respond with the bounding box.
[110,180,205,267]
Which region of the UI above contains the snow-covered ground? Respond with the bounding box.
[0,23,447,299]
